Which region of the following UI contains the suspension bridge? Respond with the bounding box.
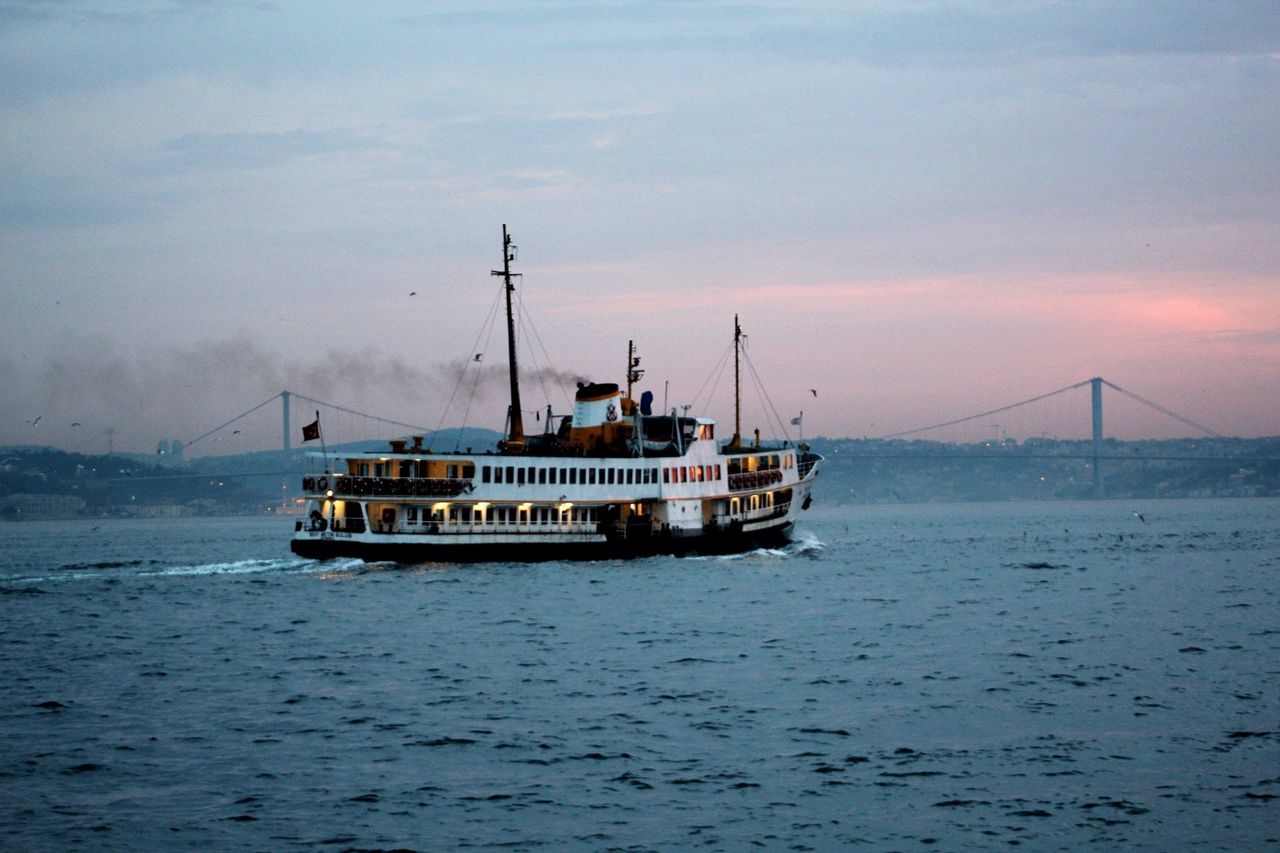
[168,376,1276,497]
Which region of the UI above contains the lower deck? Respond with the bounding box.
[290,517,796,563]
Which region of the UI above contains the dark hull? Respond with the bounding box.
[290,522,795,564]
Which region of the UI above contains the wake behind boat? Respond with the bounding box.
[290,226,822,562]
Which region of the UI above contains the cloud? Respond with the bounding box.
[156,128,393,173]
[4,331,586,451]
[748,2,1280,67]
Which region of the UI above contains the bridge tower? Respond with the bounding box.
[281,390,291,455]
[1091,377,1104,495]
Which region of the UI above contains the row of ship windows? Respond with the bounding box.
[405,505,600,525]
[479,464,730,487]
[473,455,790,488]
[727,453,793,474]
[352,453,793,483]
[483,465,660,486]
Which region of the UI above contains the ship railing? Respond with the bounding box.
[712,499,791,527]
[797,453,822,480]
[727,469,784,492]
[303,475,473,499]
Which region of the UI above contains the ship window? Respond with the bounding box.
[625,469,633,485]
[517,468,525,485]
[360,463,369,477]
[662,468,670,484]
[407,506,418,523]
[607,469,615,485]
[589,469,597,485]
[569,469,577,485]
[482,465,492,483]
[681,467,688,483]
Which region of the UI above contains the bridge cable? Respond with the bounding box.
[1101,380,1224,438]
[185,393,283,449]
[290,392,432,435]
[875,380,1093,441]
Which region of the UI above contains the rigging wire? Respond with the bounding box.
[428,281,504,451]
[452,284,504,451]
[688,344,733,415]
[517,288,574,413]
[741,345,793,444]
[515,291,555,419]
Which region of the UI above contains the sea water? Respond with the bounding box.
[1,500,1276,850]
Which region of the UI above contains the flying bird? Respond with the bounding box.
[232,429,242,434]
[474,353,483,362]
[409,291,417,296]
[71,422,81,427]
[809,389,817,397]
[28,416,42,426]
[1133,511,1147,524]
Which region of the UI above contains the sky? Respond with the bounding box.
[2,0,1279,455]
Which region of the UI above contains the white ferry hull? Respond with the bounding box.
[290,517,798,563]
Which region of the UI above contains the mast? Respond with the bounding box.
[731,314,742,448]
[491,225,525,452]
[626,339,644,401]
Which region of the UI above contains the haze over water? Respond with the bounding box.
[2,500,1277,849]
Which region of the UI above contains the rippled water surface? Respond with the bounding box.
[2,500,1277,850]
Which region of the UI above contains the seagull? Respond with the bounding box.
[474,353,483,362]
[232,429,242,434]
[1133,511,1147,524]
[809,389,817,397]
[409,291,417,296]
[71,422,81,428]
[28,416,42,426]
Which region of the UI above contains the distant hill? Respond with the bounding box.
[3,432,1277,518]
[805,435,1280,503]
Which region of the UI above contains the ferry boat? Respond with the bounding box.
[290,227,822,562]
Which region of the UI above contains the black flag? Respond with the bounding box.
[301,414,321,442]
